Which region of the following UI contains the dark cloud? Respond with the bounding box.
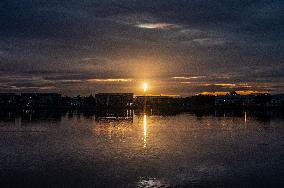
[0,0,283,95]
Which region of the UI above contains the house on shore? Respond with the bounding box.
[214,91,280,108]
[271,94,284,107]
[134,95,176,110]
[95,93,134,108]
[215,91,243,107]
[20,93,61,108]
[0,93,20,107]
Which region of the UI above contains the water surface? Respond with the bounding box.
[0,110,284,187]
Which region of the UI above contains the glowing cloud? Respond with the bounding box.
[214,83,236,87]
[87,78,133,83]
[199,90,269,96]
[136,23,176,29]
[172,76,206,80]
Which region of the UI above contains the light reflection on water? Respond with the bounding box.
[137,177,170,188]
[143,114,147,148]
[0,110,284,187]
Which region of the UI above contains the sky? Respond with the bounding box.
[1,0,284,96]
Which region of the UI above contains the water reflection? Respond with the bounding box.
[21,109,62,123]
[95,109,133,121]
[137,177,170,188]
[0,109,284,187]
[93,118,133,139]
[143,114,147,148]
[0,109,283,124]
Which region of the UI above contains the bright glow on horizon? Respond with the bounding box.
[143,82,148,93]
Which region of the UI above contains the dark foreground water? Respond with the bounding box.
[0,110,284,187]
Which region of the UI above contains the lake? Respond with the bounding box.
[0,110,284,187]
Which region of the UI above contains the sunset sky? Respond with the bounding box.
[1,0,284,96]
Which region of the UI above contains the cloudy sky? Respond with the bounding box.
[1,0,284,96]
